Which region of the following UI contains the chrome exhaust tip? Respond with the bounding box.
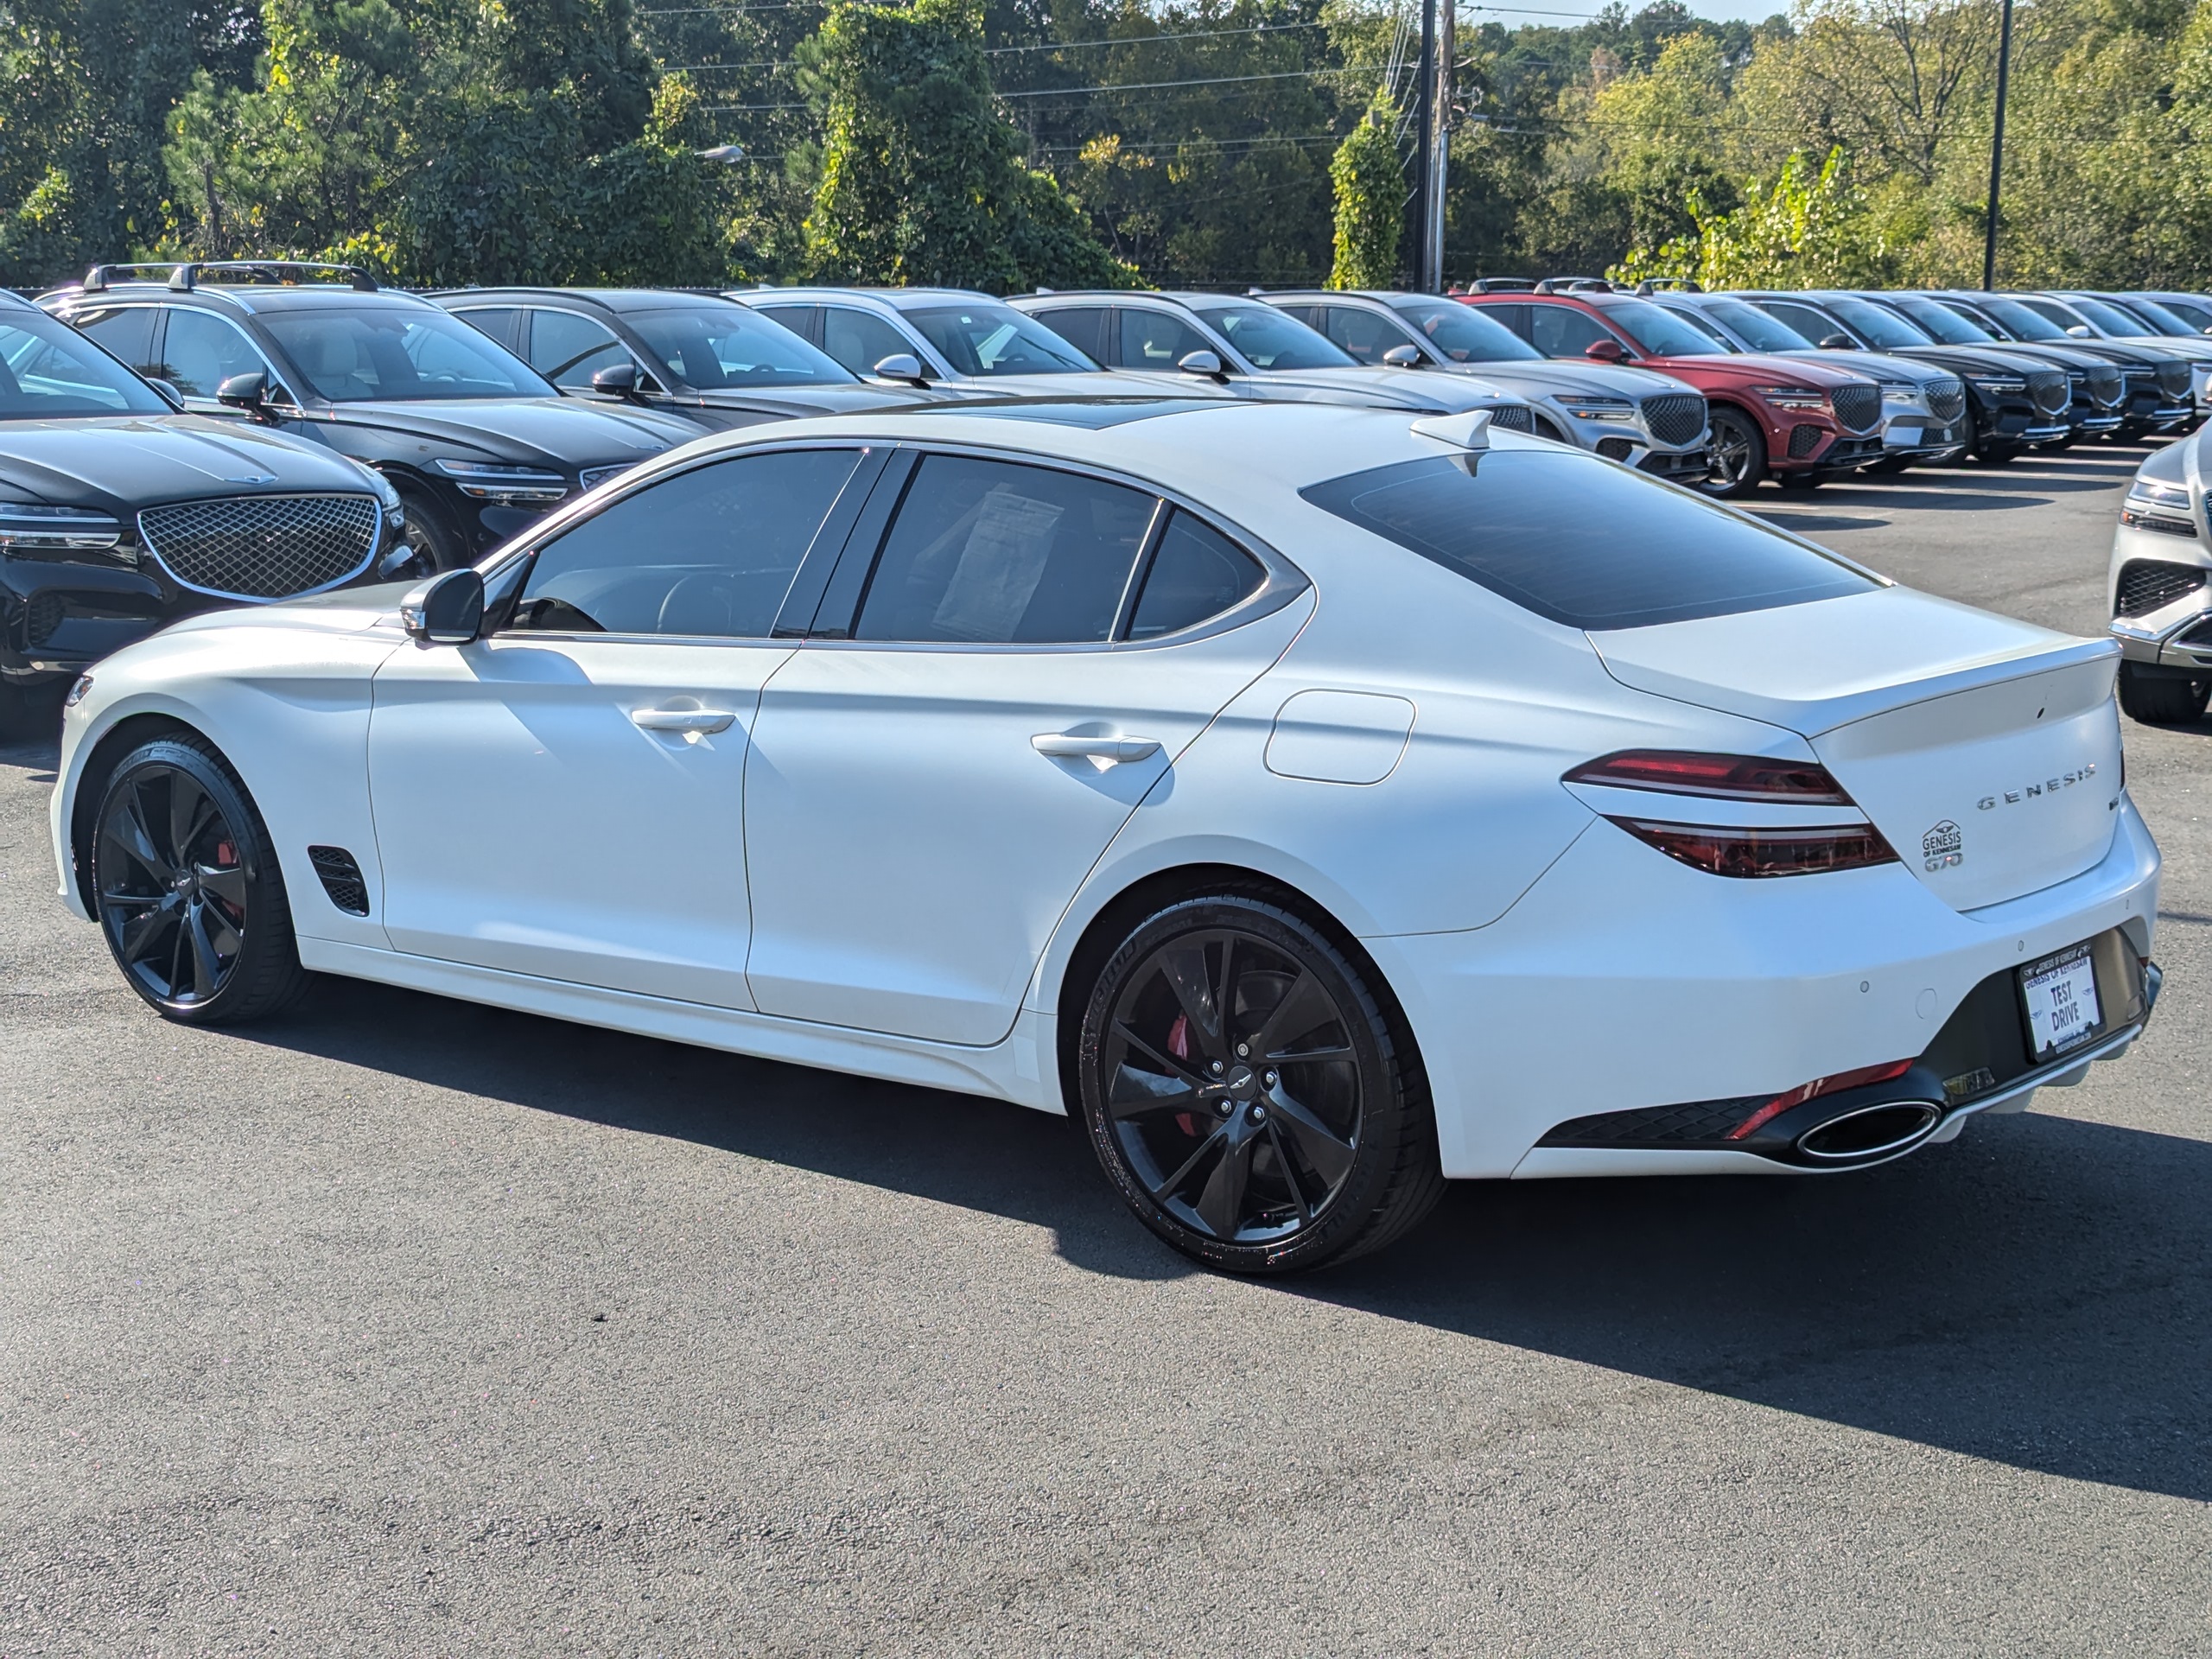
[1796,1100,1943,1164]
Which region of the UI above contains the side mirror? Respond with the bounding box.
[1382,344,1423,367]
[215,371,276,421]
[1818,333,1858,350]
[869,353,929,386]
[590,361,649,404]
[1177,349,1226,378]
[400,567,485,646]
[1582,339,1626,362]
[2067,324,2093,337]
[148,377,186,412]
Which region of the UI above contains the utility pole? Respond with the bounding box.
[1414,0,1437,291]
[1981,0,2013,290]
[1426,0,1452,289]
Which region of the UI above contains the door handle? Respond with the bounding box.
[632,707,737,734]
[1032,733,1161,764]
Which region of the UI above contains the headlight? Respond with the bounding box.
[428,460,569,503]
[1972,376,2027,392]
[1555,395,1637,422]
[2121,478,2196,536]
[1750,384,1827,410]
[0,502,123,550]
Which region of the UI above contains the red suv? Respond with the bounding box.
[1459,283,1887,496]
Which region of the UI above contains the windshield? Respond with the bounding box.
[1598,298,1729,356]
[1196,303,1356,370]
[1302,449,1873,629]
[2155,296,2212,332]
[1891,296,1995,344]
[1389,300,1541,362]
[2069,296,2153,336]
[1978,296,2069,340]
[628,305,854,388]
[2117,296,2198,335]
[0,313,169,417]
[1827,296,1932,348]
[1706,300,1812,352]
[262,307,555,401]
[1659,305,1741,350]
[904,303,1096,375]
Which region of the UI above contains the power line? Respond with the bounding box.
[1001,67,1366,99]
[988,22,1327,54]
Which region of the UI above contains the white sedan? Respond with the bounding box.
[49,398,2161,1274]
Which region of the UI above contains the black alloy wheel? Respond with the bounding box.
[396,486,466,573]
[92,736,308,1024]
[1700,406,1766,499]
[1077,893,1443,1274]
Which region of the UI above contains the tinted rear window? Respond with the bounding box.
[1300,450,1875,630]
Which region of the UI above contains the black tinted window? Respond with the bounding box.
[512,449,862,637]
[528,309,630,391]
[1300,451,1874,630]
[450,306,522,352]
[1526,304,1617,358]
[1029,306,1109,364]
[1130,511,1263,639]
[856,456,1155,644]
[71,307,158,375]
[819,307,917,378]
[1119,308,1216,372]
[0,313,168,416]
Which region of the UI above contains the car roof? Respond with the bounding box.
[49,281,437,317]
[736,287,999,313]
[429,288,746,315]
[0,288,36,313]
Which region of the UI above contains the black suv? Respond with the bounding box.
[41,263,702,570]
[1929,291,2195,439]
[429,288,983,432]
[0,288,406,733]
[1864,292,2128,442]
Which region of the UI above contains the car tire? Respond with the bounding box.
[396,485,467,573]
[2118,662,2211,725]
[90,734,309,1025]
[1075,892,1445,1275]
[1777,471,1823,491]
[1862,454,1910,475]
[1700,407,1766,498]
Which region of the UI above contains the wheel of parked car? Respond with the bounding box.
[1700,406,1766,498]
[396,486,468,573]
[91,736,308,1025]
[1777,471,1824,491]
[2118,664,2211,726]
[1075,892,1445,1274]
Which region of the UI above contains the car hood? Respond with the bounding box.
[321,397,694,467]
[0,414,376,512]
[162,576,416,639]
[1652,352,1872,388]
[1239,366,1518,411]
[1782,350,1953,386]
[1421,359,1695,399]
[1880,344,2062,378]
[946,370,1190,397]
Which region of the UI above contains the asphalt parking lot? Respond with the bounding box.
[5,443,2209,1656]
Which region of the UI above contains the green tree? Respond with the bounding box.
[1328,90,1401,287]
[802,0,1131,289]
[1611,146,1897,289]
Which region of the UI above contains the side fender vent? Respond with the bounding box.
[307,845,370,916]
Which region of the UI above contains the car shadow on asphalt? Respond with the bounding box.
[240,975,2212,1505]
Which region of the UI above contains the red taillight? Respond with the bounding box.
[1565,750,1853,804]
[1609,818,1900,878]
[1728,1058,1916,1141]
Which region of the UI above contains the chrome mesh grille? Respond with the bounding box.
[1486,404,1534,432]
[1829,383,1882,433]
[1640,392,1706,448]
[580,464,633,491]
[2027,369,2069,415]
[138,494,379,601]
[2116,560,2208,617]
[2158,361,2193,400]
[2088,365,2124,407]
[1926,379,1966,423]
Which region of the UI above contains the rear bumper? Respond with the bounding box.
[1366,798,2160,1179]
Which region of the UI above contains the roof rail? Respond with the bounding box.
[83,258,378,294]
[1467,277,1536,294]
[1533,276,1618,296]
[80,263,200,294]
[1633,277,1703,296]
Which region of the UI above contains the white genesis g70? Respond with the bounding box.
[49,398,2161,1273]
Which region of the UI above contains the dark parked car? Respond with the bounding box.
[1865,291,2128,442]
[429,287,986,431]
[0,286,406,733]
[41,263,701,570]
[1926,291,2195,438]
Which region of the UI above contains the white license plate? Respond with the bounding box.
[2020,944,2103,1063]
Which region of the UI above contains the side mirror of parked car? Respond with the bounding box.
[1177,350,1227,380]
[869,353,930,386]
[1382,345,1424,368]
[1819,334,1858,350]
[215,371,276,422]
[2067,324,2093,337]
[148,378,187,412]
[1582,339,1626,362]
[589,361,650,404]
[400,568,486,646]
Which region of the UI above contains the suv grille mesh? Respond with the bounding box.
[2027,369,2069,415]
[580,464,632,491]
[1486,404,1534,432]
[1829,383,1881,433]
[2116,559,2209,617]
[2158,361,2193,400]
[1640,392,1706,447]
[138,494,378,601]
[2088,365,2124,407]
[1925,379,1966,423]
[1787,423,1826,458]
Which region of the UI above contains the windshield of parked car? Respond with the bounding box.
[1303,448,1875,629]
[1656,305,1741,350]
[1192,303,1357,370]
[0,313,169,417]
[1705,300,1813,352]
[2116,296,2199,335]
[1889,296,1996,344]
[2153,296,2212,332]
[262,307,556,401]
[903,303,1097,375]
[1826,296,1933,349]
[1595,298,1729,356]
[1389,300,1542,362]
[627,305,855,387]
[1976,296,2070,340]
[2069,296,2153,336]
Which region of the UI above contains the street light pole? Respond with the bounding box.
[1426,0,1452,289]
[1414,0,1437,291]
[1981,0,2013,290]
